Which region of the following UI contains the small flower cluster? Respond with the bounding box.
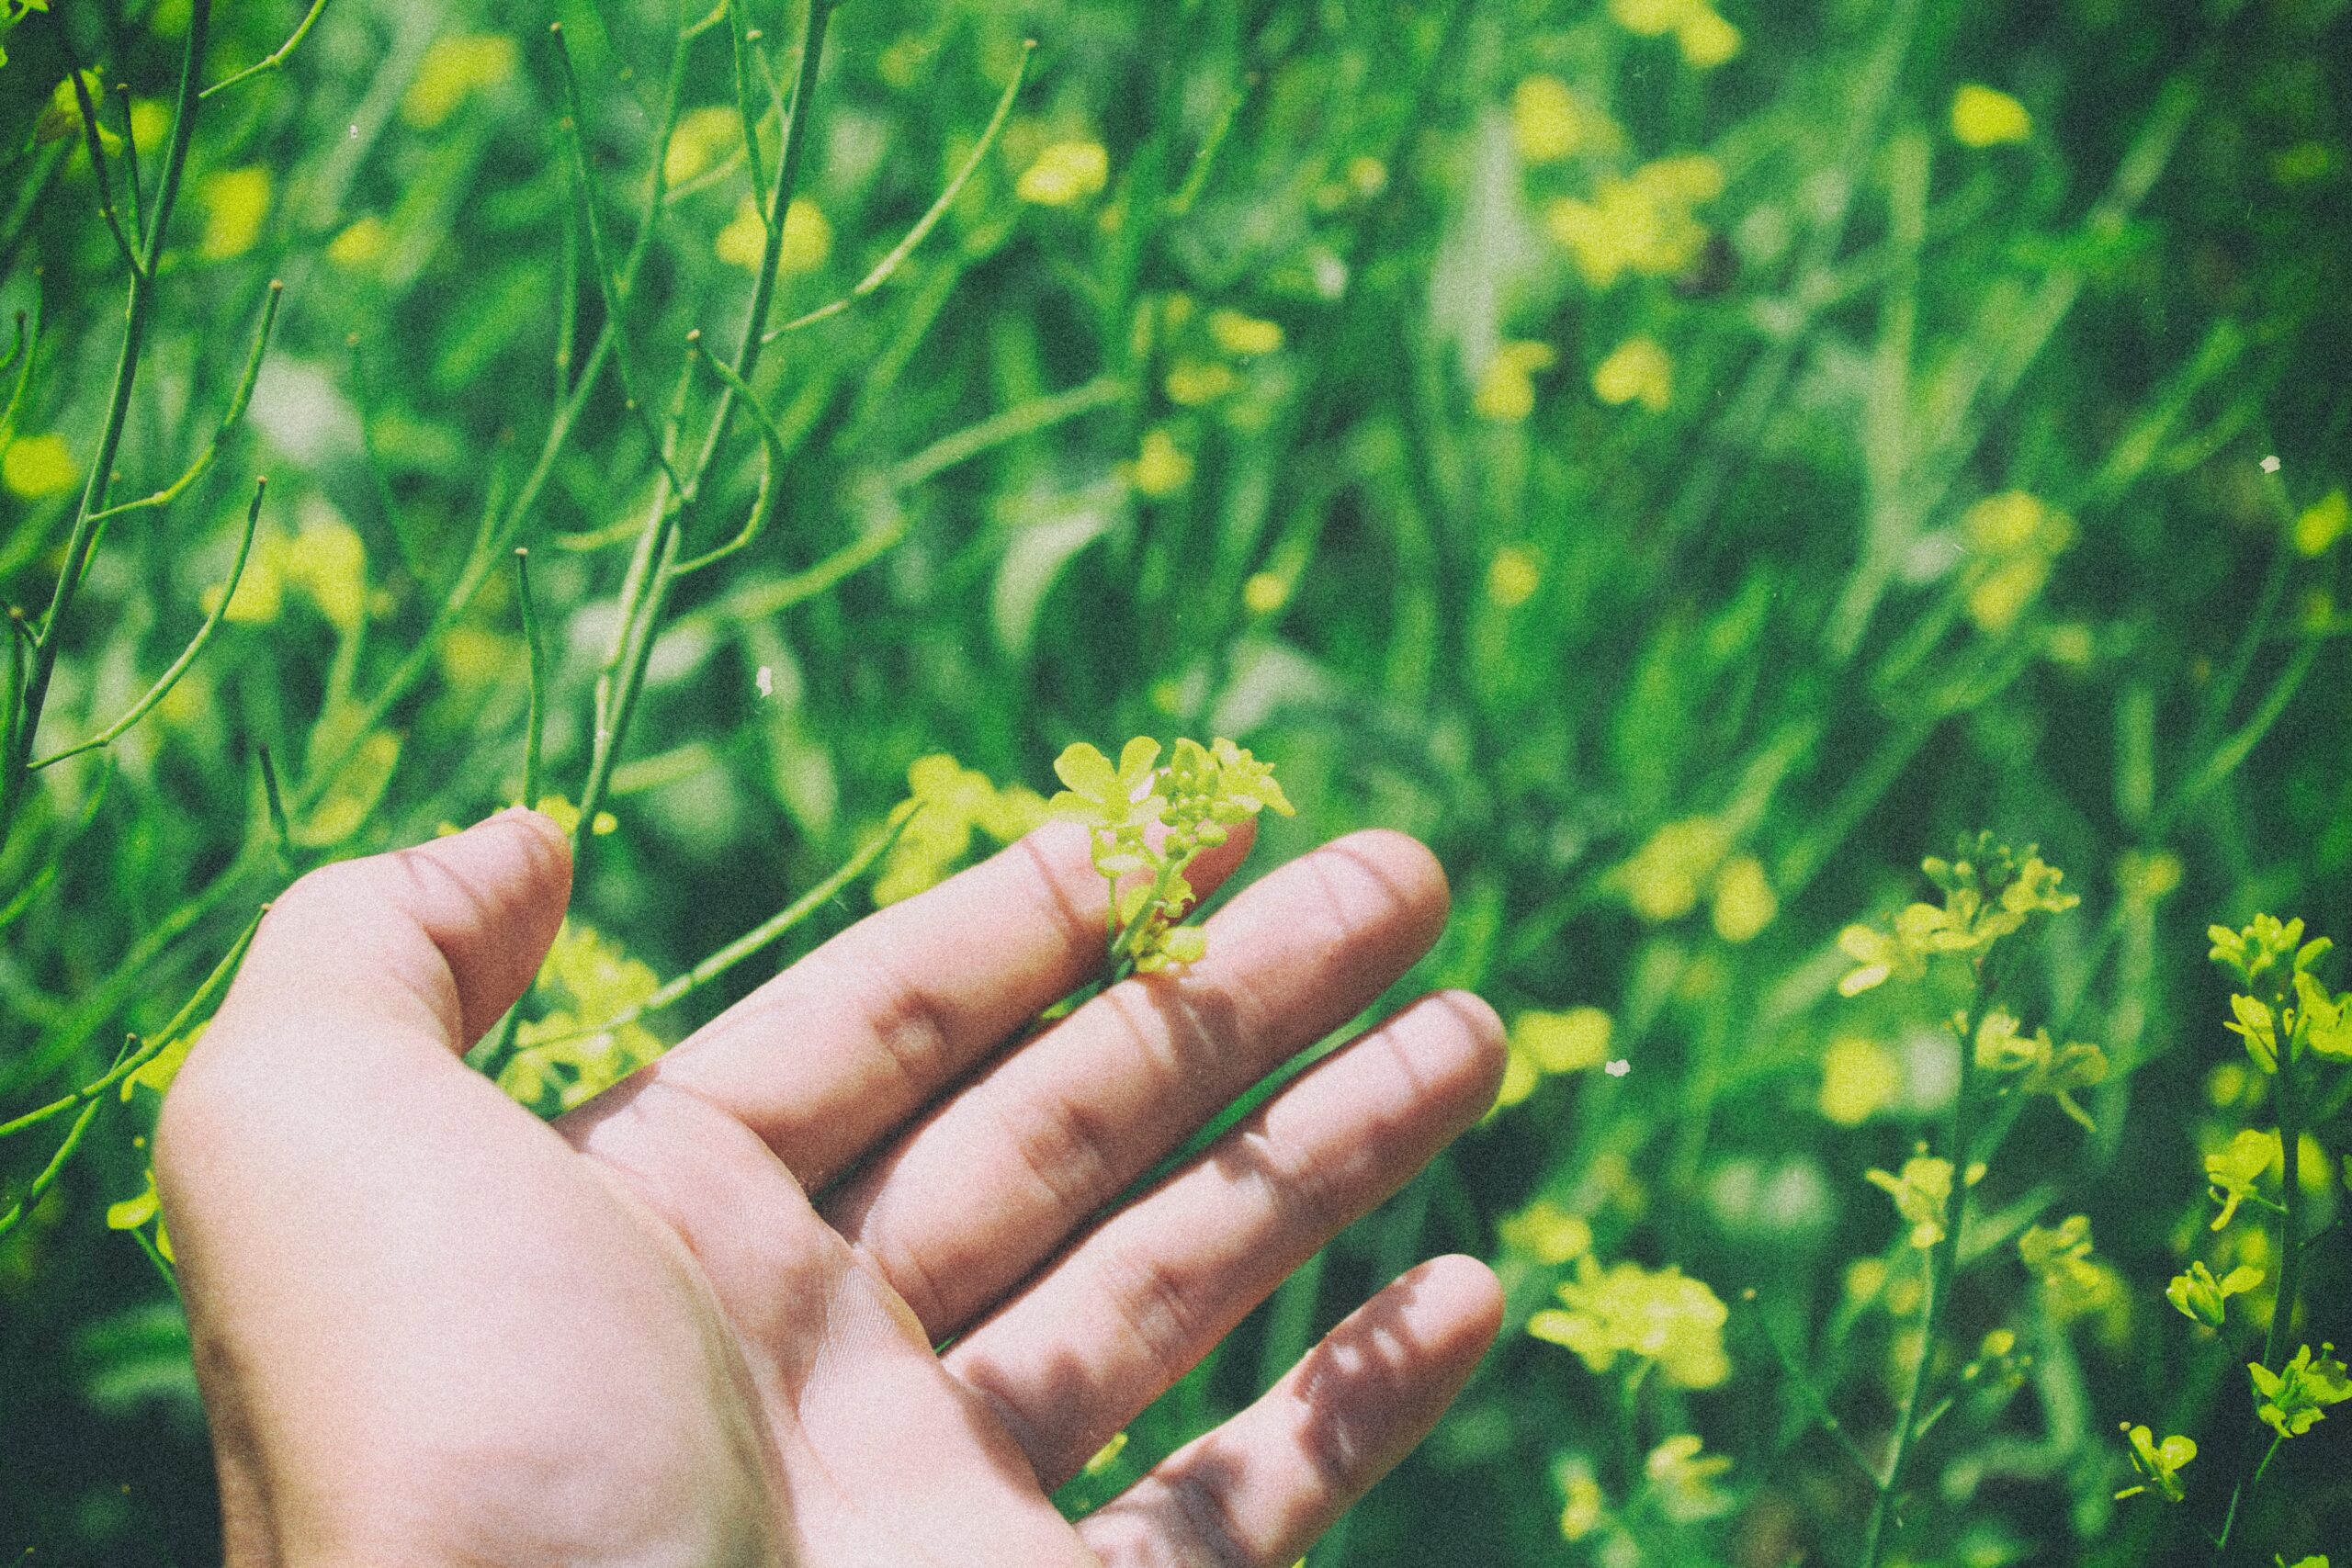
[1528,1253,1732,1390]
[876,754,1048,906]
[1049,737,1293,975]
[1838,835,2080,996]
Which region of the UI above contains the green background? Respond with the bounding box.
[3,0,2349,1561]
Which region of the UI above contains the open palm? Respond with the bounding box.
[157,808,1505,1567]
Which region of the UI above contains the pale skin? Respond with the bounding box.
[156,807,1508,1566]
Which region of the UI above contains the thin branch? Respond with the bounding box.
[0,908,264,1141]
[83,280,282,529]
[112,83,146,238]
[548,23,688,495]
[67,67,140,276]
[33,477,266,770]
[525,800,918,1049]
[764,40,1033,341]
[514,548,545,807]
[198,0,333,99]
[668,335,791,576]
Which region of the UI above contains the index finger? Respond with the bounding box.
[616,818,1253,1188]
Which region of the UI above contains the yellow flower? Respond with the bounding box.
[1608,0,1704,36]
[1475,341,1557,423]
[875,754,1048,906]
[1819,1035,1900,1125]
[1951,84,2032,148]
[1675,8,1742,68]
[127,98,170,153]
[1960,491,2074,633]
[1133,427,1194,497]
[436,625,514,691]
[1164,359,1239,406]
[1514,1006,1614,1075]
[1645,1433,1734,1522]
[326,215,391,268]
[2115,1423,2197,1503]
[1544,156,1723,288]
[1498,1199,1594,1266]
[1529,1254,1731,1388]
[663,104,742,186]
[1487,545,1541,608]
[716,197,831,274]
[1511,75,1593,164]
[1206,309,1283,356]
[1619,817,1730,922]
[198,166,271,261]
[1241,571,1290,615]
[1867,1155,1955,1248]
[2294,490,2349,556]
[1592,334,1673,412]
[2,432,77,499]
[1016,140,1109,206]
[402,34,518,130]
[1559,1472,1605,1540]
[285,508,368,633]
[1709,853,1775,942]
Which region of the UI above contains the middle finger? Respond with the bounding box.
[819,829,1450,1341]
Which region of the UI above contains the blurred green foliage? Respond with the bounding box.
[3,0,2350,1561]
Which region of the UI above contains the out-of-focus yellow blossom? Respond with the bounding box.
[1241,572,1290,615]
[875,753,1048,906]
[326,215,391,268]
[717,196,832,274]
[1867,1155,1954,1249]
[2019,1214,2126,1325]
[1593,334,1673,412]
[1487,545,1542,608]
[1498,1199,1594,1266]
[158,664,211,728]
[402,34,518,130]
[1710,853,1775,942]
[198,166,271,261]
[1474,341,1557,423]
[535,794,617,837]
[500,920,664,1113]
[1343,154,1389,198]
[1132,428,1194,497]
[2206,1060,2253,1109]
[1645,1434,1734,1522]
[1206,310,1283,356]
[1494,1006,1613,1112]
[1165,359,1239,406]
[2114,848,2183,907]
[1608,0,1741,64]
[664,104,743,186]
[1545,155,1724,288]
[437,625,514,691]
[1559,1473,1605,1540]
[1845,1256,1889,1304]
[1519,1007,1614,1075]
[1511,75,1607,164]
[1016,140,1109,206]
[34,72,117,151]
[285,508,368,633]
[1619,817,1730,922]
[2294,490,2348,556]
[1674,7,1742,67]
[1529,1254,1731,1388]
[1951,84,2032,147]
[3,433,76,498]
[1820,1035,1900,1125]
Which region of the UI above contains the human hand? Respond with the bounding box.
[157,807,1506,1566]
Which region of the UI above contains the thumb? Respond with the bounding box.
[221,804,573,1053]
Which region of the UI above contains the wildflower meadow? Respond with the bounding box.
[3,0,2350,1562]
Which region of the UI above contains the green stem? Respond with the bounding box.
[1,0,212,848]
[1860,973,1987,1568]
[2262,988,2306,1373]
